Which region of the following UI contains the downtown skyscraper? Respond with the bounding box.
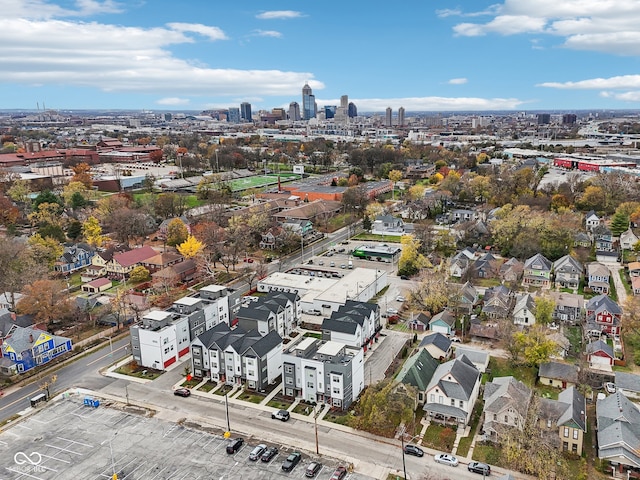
[302,83,316,120]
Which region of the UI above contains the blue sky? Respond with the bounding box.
[3,0,640,112]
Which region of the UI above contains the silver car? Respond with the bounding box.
[249,444,267,461]
[435,453,459,467]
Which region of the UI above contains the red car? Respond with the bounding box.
[331,466,347,480]
[243,257,254,263]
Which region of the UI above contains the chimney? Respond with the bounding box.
[29,334,34,343]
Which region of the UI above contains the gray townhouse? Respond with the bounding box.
[321,300,380,350]
[235,291,300,338]
[282,337,364,410]
[191,322,282,391]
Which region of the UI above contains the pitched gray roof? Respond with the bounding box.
[425,355,480,401]
[586,339,614,358]
[483,376,532,419]
[539,361,579,383]
[597,391,640,467]
[615,372,640,393]
[419,332,452,353]
[524,253,552,271]
[322,318,358,335]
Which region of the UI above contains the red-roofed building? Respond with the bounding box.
[106,246,158,279]
[81,277,112,293]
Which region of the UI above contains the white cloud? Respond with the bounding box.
[318,97,525,112]
[602,91,640,101]
[537,75,640,90]
[252,30,283,38]
[256,10,303,20]
[156,97,190,106]
[448,78,468,85]
[167,23,228,41]
[449,0,640,55]
[1,0,122,19]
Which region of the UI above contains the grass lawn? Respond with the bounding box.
[236,390,266,404]
[266,397,294,410]
[292,401,315,416]
[213,384,234,396]
[323,409,353,426]
[566,326,583,360]
[422,424,452,450]
[352,233,402,243]
[303,332,322,339]
[473,278,502,288]
[472,442,504,466]
[609,276,618,302]
[114,362,163,380]
[537,384,560,400]
[619,269,632,296]
[487,357,538,387]
[181,378,200,388]
[456,401,484,457]
[198,381,217,392]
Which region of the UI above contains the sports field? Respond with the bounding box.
[229,173,300,191]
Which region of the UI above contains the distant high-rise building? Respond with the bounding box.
[562,114,577,125]
[385,107,393,127]
[289,102,301,121]
[398,107,405,127]
[324,106,336,119]
[272,108,287,120]
[340,95,348,109]
[537,113,551,125]
[302,83,316,120]
[228,107,240,123]
[240,102,252,122]
[348,102,357,118]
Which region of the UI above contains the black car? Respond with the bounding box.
[403,444,424,457]
[226,438,244,454]
[305,462,322,478]
[261,446,278,463]
[468,461,491,475]
[173,388,191,397]
[400,275,409,280]
[282,452,302,472]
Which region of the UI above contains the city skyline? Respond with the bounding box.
[2,1,640,112]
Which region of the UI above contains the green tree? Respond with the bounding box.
[388,169,403,200]
[129,265,150,282]
[398,235,428,277]
[610,210,630,236]
[534,296,555,325]
[512,325,558,367]
[67,220,83,240]
[166,218,189,247]
[350,380,416,437]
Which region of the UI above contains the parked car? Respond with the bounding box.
[386,308,399,315]
[468,461,491,475]
[435,453,459,467]
[305,461,322,477]
[403,444,424,457]
[400,275,409,280]
[249,444,267,461]
[173,388,191,397]
[337,248,346,253]
[340,264,346,269]
[396,296,406,302]
[330,466,348,480]
[605,382,616,394]
[330,261,335,267]
[271,409,290,421]
[226,438,244,454]
[318,260,324,265]
[281,452,302,472]
[261,446,278,462]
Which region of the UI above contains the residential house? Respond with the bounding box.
[158,216,192,238]
[423,355,481,426]
[593,224,614,252]
[449,282,478,315]
[597,391,640,473]
[574,231,591,248]
[615,372,640,401]
[449,209,478,223]
[586,339,615,368]
[259,226,286,250]
[190,323,282,390]
[596,250,619,264]
[628,262,640,277]
[453,346,490,373]
[482,376,532,442]
[587,262,610,294]
[539,361,579,389]
[523,253,552,289]
[106,245,159,279]
[513,293,536,326]
[429,309,456,336]
[271,199,342,223]
[0,292,23,312]
[585,294,621,337]
[449,252,470,279]
[548,331,571,359]
[139,251,183,274]
[407,313,429,332]
[549,291,583,324]
[471,252,500,279]
[404,163,436,180]
[282,338,364,410]
[585,210,601,231]
[633,277,640,296]
[282,219,313,236]
[539,386,587,455]
[418,332,452,361]
[468,321,500,342]
[371,214,406,236]
[235,291,300,338]
[152,258,197,287]
[322,301,379,351]
[396,348,440,405]
[499,257,524,284]
[553,255,583,289]
[82,245,128,281]
[482,285,514,319]
[53,243,95,274]
[81,278,112,293]
[0,325,72,375]
[0,308,31,341]
[620,228,639,251]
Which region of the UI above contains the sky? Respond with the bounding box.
[3,0,640,113]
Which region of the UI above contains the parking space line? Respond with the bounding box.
[118,459,147,478]
[44,443,83,456]
[40,453,71,464]
[56,436,94,448]
[144,465,171,480]
[15,422,32,430]
[0,439,7,446]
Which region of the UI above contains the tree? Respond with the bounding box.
[27,234,64,268]
[166,218,189,247]
[70,163,93,189]
[398,235,428,277]
[407,184,426,201]
[512,325,558,367]
[388,169,403,200]
[129,265,150,283]
[0,194,19,227]
[38,374,57,400]
[177,235,205,258]
[534,296,555,325]
[62,181,90,207]
[33,190,62,210]
[410,267,449,314]
[17,279,73,330]
[82,216,106,247]
[66,220,83,240]
[341,185,369,215]
[610,210,630,236]
[0,237,44,310]
[7,179,31,204]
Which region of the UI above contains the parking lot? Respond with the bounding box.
[0,395,376,480]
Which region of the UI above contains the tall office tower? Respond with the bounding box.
[385,107,393,127]
[240,102,252,122]
[537,113,551,125]
[324,106,336,119]
[348,102,357,118]
[302,83,316,120]
[289,102,301,121]
[340,95,348,109]
[562,114,577,124]
[398,107,405,127]
[228,107,240,123]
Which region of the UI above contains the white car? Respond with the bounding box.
[434,453,459,467]
[605,382,616,394]
[386,308,398,315]
[396,296,405,302]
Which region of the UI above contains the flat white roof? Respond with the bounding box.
[315,267,381,303]
[317,341,344,357]
[144,310,172,321]
[174,297,200,306]
[294,337,316,351]
[259,272,337,292]
[201,284,226,293]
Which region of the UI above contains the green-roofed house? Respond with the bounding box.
[396,348,439,406]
